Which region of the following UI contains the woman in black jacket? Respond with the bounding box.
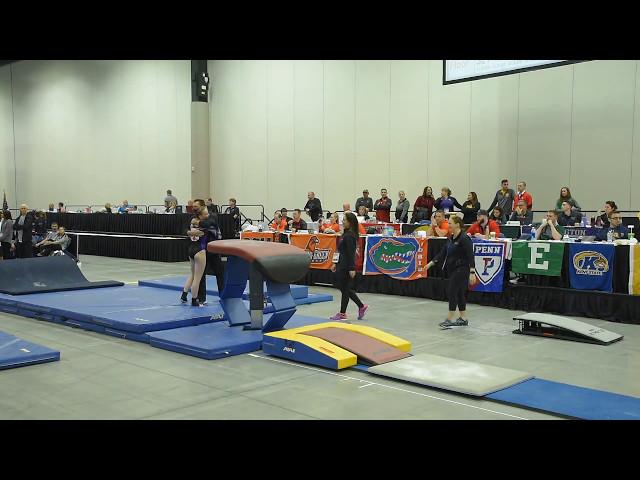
[426,216,477,328]
[330,212,368,322]
[457,192,480,224]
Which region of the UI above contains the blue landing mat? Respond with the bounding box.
[147,314,329,359]
[293,294,333,306]
[138,275,309,300]
[487,378,640,420]
[2,286,225,333]
[0,331,60,370]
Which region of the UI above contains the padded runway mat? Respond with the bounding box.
[0,255,123,295]
[0,331,60,370]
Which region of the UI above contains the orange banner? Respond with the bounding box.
[240,231,277,242]
[288,233,338,269]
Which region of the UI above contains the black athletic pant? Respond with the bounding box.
[447,268,469,312]
[1,242,11,259]
[198,252,225,302]
[336,269,363,313]
[15,241,33,258]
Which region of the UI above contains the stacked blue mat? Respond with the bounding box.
[0,331,60,370]
[137,275,333,306]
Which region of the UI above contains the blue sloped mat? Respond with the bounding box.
[138,275,309,300]
[292,294,333,306]
[0,331,60,370]
[487,378,640,420]
[6,286,225,333]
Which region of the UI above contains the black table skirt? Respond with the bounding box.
[69,234,190,262]
[47,213,237,239]
[298,269,640,325]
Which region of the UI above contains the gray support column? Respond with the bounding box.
[190,101,210,200]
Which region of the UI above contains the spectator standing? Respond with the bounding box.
[355,189,374,213]
[57,202,66,213]
[395,191,410,223]
[434,187,459,214]
[13,204,34,258]
[48,203,55,212]
[100,203,112,213]
[0,211,13,259]
[165,190,178,208]
[374,188,392,223]
[411,186,435,223]
[459,192,480,224]
[186,200,195,214]
[513,181,533,211]
[488,179,516,219]
[555,187,581,212]
[118,201,131,214]
[224,198,241,232]
[304,192,323,222]
[206,198,219,215]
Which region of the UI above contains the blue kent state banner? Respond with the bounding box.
[568,243,615,293]
[470,241,505,293]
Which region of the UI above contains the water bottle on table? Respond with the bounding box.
[530,225,536,240]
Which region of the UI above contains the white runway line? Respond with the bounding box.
[248,353,529,420]
[358,383,375,389]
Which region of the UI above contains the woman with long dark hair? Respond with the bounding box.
[555,187,581,211]
[459,192,480,224]
[329,212,368,321]
[181,210,209,307]
[412,186,435,223]
[426,216,477,328]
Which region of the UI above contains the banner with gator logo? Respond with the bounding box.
[511,241,565,276]
[469,241,505,293]
[363,236,428,280]
[289,233,337,270]
[568,243,614,293]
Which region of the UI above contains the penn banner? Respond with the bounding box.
[568,243,615,293]
[288,233,337,270]
[470,241,505,293]
[629,245,640,295]
[364,235,428,280]
[511,241,565,277]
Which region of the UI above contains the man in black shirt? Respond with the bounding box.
[289,209,307,232]
[224,198,241,232]
[304,192,323,222]
[206,198,219,216]
[13,204,34,258]
[355,189,374,213]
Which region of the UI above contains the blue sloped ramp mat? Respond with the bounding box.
[0,255,123,295]
[147,322,263,360]
[487,378,640,420]
[138,275,309,300]
[8,286,225,333]
[0,331,60,370]
[293,293,333,306]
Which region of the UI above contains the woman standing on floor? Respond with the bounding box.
[425,216,477,328]
[181,210,209,307]
[0,211,14,260]
[329,212,368,322]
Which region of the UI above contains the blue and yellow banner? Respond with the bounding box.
[568,243,615,293]
[363,236,428,280]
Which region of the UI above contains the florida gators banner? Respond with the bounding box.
[568,243,615,293]
[629,245,640,295]
[469,241,505,293]
[364,236,428,280]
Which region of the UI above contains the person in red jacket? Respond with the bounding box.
[513,181,533,211]
[374,188,392,222]
[466,210,501,239]
[411,186,435,222]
